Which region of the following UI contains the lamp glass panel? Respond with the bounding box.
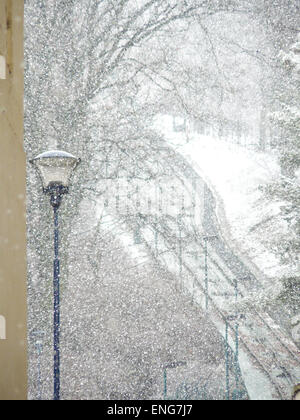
[34,155,78,188]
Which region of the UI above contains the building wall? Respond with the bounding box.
[0,0,27,400]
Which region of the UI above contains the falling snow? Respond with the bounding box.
[24,1,300,401]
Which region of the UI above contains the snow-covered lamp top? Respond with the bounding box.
[30,150,80,189]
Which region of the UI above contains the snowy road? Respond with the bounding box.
[73,139,300,400]
[165,161,300,400]
[111,148,300,400]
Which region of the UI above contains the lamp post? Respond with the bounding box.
[30,150,80,400]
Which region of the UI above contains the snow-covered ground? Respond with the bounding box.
[154,114,294,281]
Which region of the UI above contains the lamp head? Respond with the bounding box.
[30,150,81,208]
[30,150,81,191]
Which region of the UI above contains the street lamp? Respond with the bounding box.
[30,150,80,400]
